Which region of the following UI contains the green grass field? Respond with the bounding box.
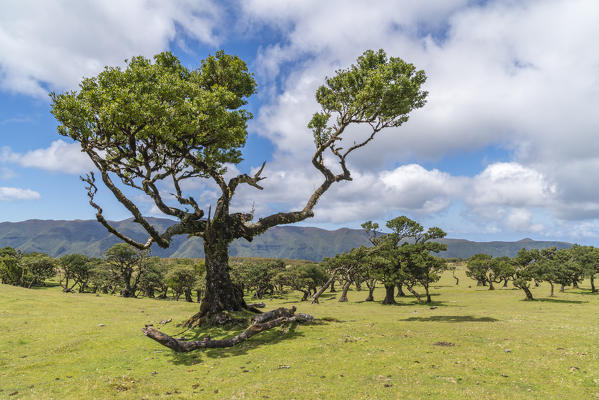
[1,267,598,399]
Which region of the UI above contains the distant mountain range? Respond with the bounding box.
[0,218,573,261]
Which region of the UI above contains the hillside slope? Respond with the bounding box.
[0,218,572,260]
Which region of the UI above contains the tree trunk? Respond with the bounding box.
[488,280,494,290]
[503,279,508,288]
[559,284,565,293]
[186,233,246,326]
[184,288,193,302]
[62,276,70,292]
[382,284,396,305]
[312,269,339,304]
[407,285,422,302]
[338,281,351,302]
[365,287,375,301]
[196,289,202,303]
[301,290,309,301]
[573,281,579,288]
[365,280,375,301]
[591,275,596,293]
[329,280,336,293]
[425,285,431,303]
[522,286,534,300]
[354,279,362,291]
[121,269,135,297]
[549,282,554,297]
[396,283,406,297]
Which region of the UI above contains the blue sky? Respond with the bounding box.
[1,0,599,244]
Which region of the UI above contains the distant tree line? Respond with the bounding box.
[3,220,598,306]
[466,244,599,300]
[0,243,207,302]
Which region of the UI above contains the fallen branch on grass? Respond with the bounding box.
[142,307,313,352]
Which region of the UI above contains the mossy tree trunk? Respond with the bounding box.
[407,285,422,302]
[196,230,246,322]
[522,285,534,300]
[382,284,396,304]
[424,284,431,303]
[365,279,376,301]
[396,283,406,297]
[338,281,352,302]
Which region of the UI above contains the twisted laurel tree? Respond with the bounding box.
[50,49,427,325]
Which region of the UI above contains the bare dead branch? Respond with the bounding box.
[81,173,153,250]
[229,161,266,193]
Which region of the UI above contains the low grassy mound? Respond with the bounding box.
[1,270,598,399]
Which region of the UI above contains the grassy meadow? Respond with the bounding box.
[1,266,599,399]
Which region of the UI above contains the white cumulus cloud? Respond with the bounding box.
[1,139,93,174]
[0,0,222,96]
[0,187,40,201]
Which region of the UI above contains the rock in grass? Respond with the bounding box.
[433,341,455,347]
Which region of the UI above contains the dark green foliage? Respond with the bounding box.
[0,248,56,288]
[569,244,599,292]
[362,216,447,304]
[165,262,198,302]
[51,51,256,171]
[231,259,285,299]
[137,260,169,298]
[103,243,150,297]
[466,253,492,286]
[273,263,328,301]
[309,49,427,146]
[59,254,92,292]
[512,248,539,300]
[323,247,373,302]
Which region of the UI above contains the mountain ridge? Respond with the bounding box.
[0,218,573,261]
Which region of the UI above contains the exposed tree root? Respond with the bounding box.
[142,307,314,352]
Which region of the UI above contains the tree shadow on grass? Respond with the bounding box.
[165,318,331,365]
[574,290,598,296]
[534,298,588,304]
[400,315,499,323]
[368,297,453,308]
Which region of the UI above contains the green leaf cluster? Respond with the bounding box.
[309,49,427,146]
[50,51,256,173]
